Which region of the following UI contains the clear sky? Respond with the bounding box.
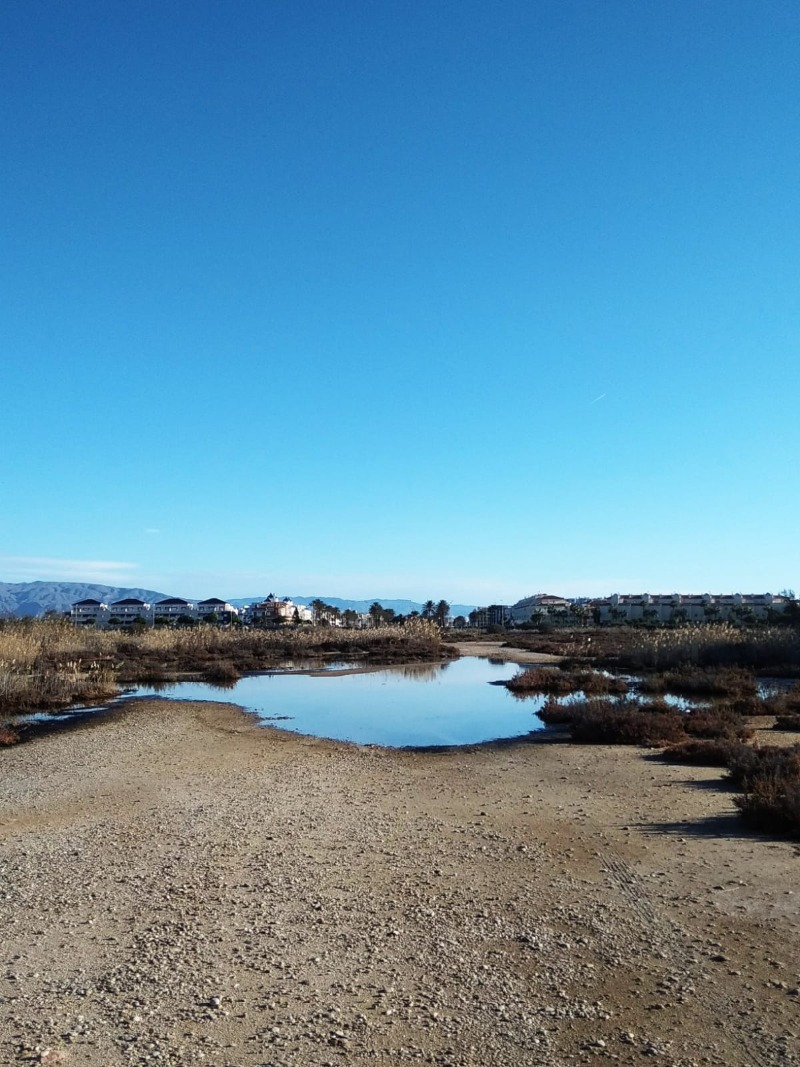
[2,1,798,603]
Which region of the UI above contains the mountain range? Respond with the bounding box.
[0,582,477,619]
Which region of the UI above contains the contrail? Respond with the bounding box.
[590,393,607,404]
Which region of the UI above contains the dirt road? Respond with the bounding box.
[1,696,798,1066]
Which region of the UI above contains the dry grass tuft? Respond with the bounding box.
[507,668,627,697]
[0,617,451,718]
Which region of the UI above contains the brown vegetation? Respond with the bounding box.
[535,698,686,746]
[506,667,627,696]
[636,667,757,699]
[0,616,452,722]
[660,738,752,766]
[565,700,687,746]
[774,715,800,732]
[683,706,754,741]
[592,624,800,673]
[725,744,800,835]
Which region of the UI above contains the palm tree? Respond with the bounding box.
[434,600,450,627]
[422,600,435,620]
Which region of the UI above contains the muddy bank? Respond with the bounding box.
[1,700,798,1066]
[451,639,562,664]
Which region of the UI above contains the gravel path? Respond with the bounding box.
[1,699,799,1067]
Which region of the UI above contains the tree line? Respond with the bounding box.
[310,599,452,627]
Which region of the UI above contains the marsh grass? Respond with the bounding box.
[636,667,756,699]
[536,697,686,746]
[723,744,800,835]
[537,696,752,747]
[0,617,451,722]
[774,715,800,732]
[683,706,754,742]
[507,667,627,697]
[596,624,800,673]
[0,658,118,714]
[660,738,752,766]
[566,699,687,746]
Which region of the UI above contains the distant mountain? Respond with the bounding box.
[0,582,478,619]
[0,582,171,617]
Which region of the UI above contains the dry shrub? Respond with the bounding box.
[0,723,19,746]
[735,775,800,836]
[566,700,687,747]
[683,707,754,742]
[203,661,241,685]
[774,715,800,732]
[661,739,752,766]
[536,698,579,725]
[726,744,800,787]
[728,696,771,717]
[508,668,627,697]
[637,697,675,714]
[638,667,756,699]
[762,685,800,718]
[0,658,119,714]
[0,617,450,716]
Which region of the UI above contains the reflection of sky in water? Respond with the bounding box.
[132,657,546,748]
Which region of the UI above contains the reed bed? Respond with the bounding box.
[0,658,118,714]
[597,624,800,673]
[0,617,451,720]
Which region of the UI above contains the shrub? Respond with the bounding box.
[774,715,800,732]
[0,617,452,715]
[507,668,627,697]
[735,775,800,836]
[203,661,242,685]
[638,667,756,699]
[726,744,800,787]
[536,698,579,725]
[0,723,19,746]
[566,700,687,747]
[661,739,752,766]
[683,707,754,742]
[762,685,800,718]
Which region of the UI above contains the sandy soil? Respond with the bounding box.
[1,673,799,1066]
[451,641,562,664]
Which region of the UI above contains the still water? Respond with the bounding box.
[131,656,546,748]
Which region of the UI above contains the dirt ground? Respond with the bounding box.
[1,648,799,1067]
[450,641,562,664]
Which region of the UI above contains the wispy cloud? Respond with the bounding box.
[0,556,139,584]
[589,392,607,404]
[145,528,160,535]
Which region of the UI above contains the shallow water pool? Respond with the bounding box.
[131,656,546,748]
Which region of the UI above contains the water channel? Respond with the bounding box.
[130,655,545,748]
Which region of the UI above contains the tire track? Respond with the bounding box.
[598,840,780,1067]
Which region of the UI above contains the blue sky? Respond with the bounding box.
[2,1,798,603]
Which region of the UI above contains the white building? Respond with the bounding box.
[590,593,788,625]
[70,598,109,626]
[108,598,151,626]
[196,597,238,624]
[153,597,196,622]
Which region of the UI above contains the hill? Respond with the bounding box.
[0,582,171,617]
[0,583,477,619]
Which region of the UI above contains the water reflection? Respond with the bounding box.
[131,656,545,748]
